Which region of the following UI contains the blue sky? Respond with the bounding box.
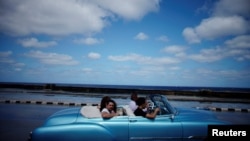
[0,0,250,88]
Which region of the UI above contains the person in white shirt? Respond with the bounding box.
[129,92,138,112]
[101,99,118,118]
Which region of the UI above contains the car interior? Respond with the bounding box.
[81,105,135,118]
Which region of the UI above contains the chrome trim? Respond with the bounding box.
[130,136,206,140]
[188,135,207,139]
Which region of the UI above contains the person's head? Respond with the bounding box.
[106,99,116,111]
[136,97,147,108]
[100,96,111,112]
[131,92,138,101]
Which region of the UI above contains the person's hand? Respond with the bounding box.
[155,107,160,113]
[111,111,118,117]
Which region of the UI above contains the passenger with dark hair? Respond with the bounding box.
[99,96,111,112]
[101,99,118,118]
[134,97,159,119]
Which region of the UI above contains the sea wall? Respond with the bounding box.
[1,83,250,99]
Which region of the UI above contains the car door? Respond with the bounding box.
[129,115,182,141]
[100,115,130,141]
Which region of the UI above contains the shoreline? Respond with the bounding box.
[1,88,250,104]
[0,82,250,102]
[0,91,249,113]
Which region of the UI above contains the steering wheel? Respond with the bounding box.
[147,101,161,115]
[147,101,155,110]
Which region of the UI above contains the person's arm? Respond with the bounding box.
[145,107,160,119]
[101,110,117,118]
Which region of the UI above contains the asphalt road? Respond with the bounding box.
[0,103,68,141]
[0,103,250,141]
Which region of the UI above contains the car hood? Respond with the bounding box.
[43,107,81,126]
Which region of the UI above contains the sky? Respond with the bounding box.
[0,0,250,88]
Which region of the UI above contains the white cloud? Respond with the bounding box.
[188,37,250,63]
[0,51,12,57]
[134,32,148,40]
[189,52,223,63]
[0,51,14,64]
[93,0,160,20]
[156,35,169,42]
[25,50,79,65]
[224,35,250,61]
[82,68,93,73]
[213,0,250,17]
[0,0,160,36]
[0,51,25,71]
[18,38,57,48]
[130,67,165,76]
[183,16,249,43]
[14,63,25,67]
[88,52,101,59]
[162,45,186,54]
[197,68,249,81]
[0,0,106,36]
[196,16,248,39]
[183,0,250,44]
[169,66,180,71]
[225,35,250,49]
[108,53,180,65]
[182,28,201,44]
[74,37,103,45]
[108,54,136,61]
[14,68,22,71]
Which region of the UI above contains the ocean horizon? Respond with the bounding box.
[1,82,250,93]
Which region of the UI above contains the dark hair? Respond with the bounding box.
[136,97,146,106]
[130,92,138,101]
[100,96,111,112]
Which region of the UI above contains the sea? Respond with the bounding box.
[56,83,250,92]
[0,82,250,110]
[2,82,250,93]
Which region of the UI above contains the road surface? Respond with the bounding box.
[0,103,249,141]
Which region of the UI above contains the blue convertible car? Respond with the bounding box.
[29,94,229,141]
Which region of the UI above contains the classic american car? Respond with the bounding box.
[29,94,230,141]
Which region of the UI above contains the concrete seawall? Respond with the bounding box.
[1,82,250,99]
[1,83,250,113]
[1,98,249,113]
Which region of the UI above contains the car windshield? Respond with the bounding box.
[146,94,177,115]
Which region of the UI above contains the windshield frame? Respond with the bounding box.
[146,94,177,115]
